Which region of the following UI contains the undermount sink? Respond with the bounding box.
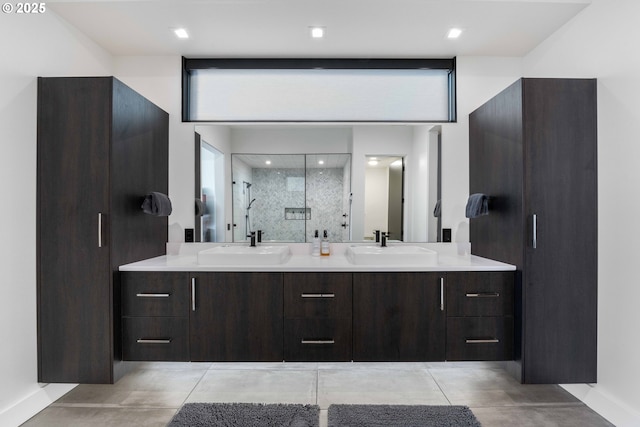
[346,245,438,266]
[197,245,291,265]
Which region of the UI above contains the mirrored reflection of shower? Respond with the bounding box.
[243,181,255,238]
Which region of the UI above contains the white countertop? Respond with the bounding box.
[119,242,516,272]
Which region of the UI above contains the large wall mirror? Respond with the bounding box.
[195,124,441,243]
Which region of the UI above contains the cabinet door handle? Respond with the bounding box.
[98,212,103,248]
[137,339,172,344]
[191,278,196,311]
[301,293,335,298]
[136,293,170,298]
[440,277,445,311]
[301,339,335,345]
[532,213,537,249]
[466,292,500,298]
[466,338,500,344]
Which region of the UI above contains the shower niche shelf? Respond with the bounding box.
[285,208,311,220]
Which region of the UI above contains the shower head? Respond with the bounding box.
[244,181,252,188]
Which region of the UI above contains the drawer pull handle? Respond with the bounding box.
[466,292,500,298]
[440,277,444,311]
[301,293,335,298]
[191,278,196,311]
[301,339,335,345]
[466,338,500,344]
[137,339,172,344]
[136,293,170,298]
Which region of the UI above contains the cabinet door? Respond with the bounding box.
[190,272,283,361]
[353,272,445,361]
[523,79,598,383]
[37,77,113,383]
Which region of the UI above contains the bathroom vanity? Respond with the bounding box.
[119,244,515,364]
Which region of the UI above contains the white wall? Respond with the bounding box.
[0,12,113,427]
[522,0,640,424]
[113,56,195,243]
[408,125,433,241]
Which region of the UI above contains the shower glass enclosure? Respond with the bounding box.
[232,154,351,243]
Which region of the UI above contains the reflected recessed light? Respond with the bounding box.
[310,26,325,39]
[318,160,325,165]
[368,160,379,166]
[447,28,463,39]
[174,28,189,39]
[265,160,271,165]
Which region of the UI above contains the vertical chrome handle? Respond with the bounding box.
[440,277,444,311]
[191,277,196,311]
[98,213,103,248]
[532,214,537,249]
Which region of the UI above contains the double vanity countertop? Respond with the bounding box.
[119,242,516,272]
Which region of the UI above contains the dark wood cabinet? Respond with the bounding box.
[283,273,352,361]
[189,272,283,362]
[37,77,168,383]
[445,272,514,361]
[121,272,189,361]
[469,78,597,383]
[353,272,445,361]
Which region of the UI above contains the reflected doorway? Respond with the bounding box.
[195,133,225,242]
[364,156,404,241]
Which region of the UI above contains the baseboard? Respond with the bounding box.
[0,383,77,427]
[561,383,640,427]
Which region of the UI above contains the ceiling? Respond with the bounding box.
[47,0,591,57]
[234,153,350,169]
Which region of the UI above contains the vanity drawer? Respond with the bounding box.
[284,273,352,318]
[122,272,189,317]
[122,317,189,361]
[446,272,514,317]
[446,317,513,361]
[284,318,352,361]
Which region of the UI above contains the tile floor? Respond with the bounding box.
[22,361,613,427]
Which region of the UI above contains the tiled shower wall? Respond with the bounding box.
[246,167,348,242]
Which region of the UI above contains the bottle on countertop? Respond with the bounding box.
[321,230,330,256]
[312,229,321,257]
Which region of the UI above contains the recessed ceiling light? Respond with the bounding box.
[318,160,325,165]
[310,27,325,39]
[368,160,379,166]
[174,28,189,39]
[447,28,463,39]
[265,160,271,165]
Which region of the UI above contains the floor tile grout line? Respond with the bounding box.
[425,366,453,406]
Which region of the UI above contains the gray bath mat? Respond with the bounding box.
[328,404,482,427]
[167,402,319,427]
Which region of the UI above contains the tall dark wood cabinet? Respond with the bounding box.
[469,78,597,384]
[37,77,169,383]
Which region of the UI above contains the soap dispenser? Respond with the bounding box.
[321,230,330,256]
[312,230,321,257]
